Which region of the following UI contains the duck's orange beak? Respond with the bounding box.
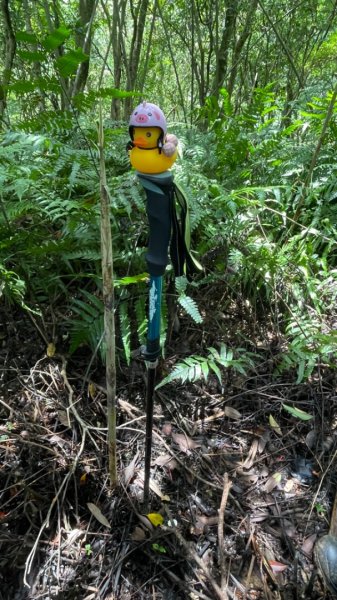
[133,137,147,148]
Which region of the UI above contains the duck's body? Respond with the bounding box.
[130,146,178,174]
[129,126,178,174]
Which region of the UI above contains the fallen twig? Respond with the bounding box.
[218,472,232,590]
[23,429,87,587]
[164,506,234,600]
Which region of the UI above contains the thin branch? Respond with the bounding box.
[164,506,233,600]
[257,0,303,88]
[156,0,188,123]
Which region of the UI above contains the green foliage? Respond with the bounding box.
[0,113,143,354]
[0,264,26,307]
[156,344,255,389]
[173,83,337,383]
[70,290,105,360]
[56,48,89,77]
[177,294,202,324]
[2,42,337,388]
[277,316,337,384]
[175,276,202,324]
[282,404,313,421]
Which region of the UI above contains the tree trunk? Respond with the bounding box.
[211,0,239,95]
[71,0,97,98]
[124,0,149,119]
[42,0,69,109]
[0,0,16,126]
[111,0,127,120]
[137,2,157,94]
[191,0,206,105]
[227,0,258,98]
[23,0,47,112]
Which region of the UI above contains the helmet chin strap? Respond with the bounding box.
[128,127,164,153]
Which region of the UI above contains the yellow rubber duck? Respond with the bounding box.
[128,102,178,174]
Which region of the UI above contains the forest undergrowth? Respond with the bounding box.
[1,84,337,598]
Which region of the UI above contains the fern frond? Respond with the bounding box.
[178,293,203,324]
[68,161,81,197]
[175,276,188,294]
[69,291,105,360]
[156,344,255,389]
[157,355,206,388]
[62,248,101,261]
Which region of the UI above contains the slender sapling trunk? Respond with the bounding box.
[98,105,117,487]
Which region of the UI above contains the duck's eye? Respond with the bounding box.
[146,132,152,137]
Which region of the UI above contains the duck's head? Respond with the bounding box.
[132,127,162,150]
[129,102,167,151]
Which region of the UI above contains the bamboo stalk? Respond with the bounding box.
[98,103,117,487]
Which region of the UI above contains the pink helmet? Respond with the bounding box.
[129,102,167,148]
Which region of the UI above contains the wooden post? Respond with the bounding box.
[98,104,117,487]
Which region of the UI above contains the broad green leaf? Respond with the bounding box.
[17,50,47,63]
[8,81,37,93]
[55,48,89,77]
[299,110,325,119]
[209,360,222,383]
[72,88,139,110]
[97,88,140,99]
[201,360,209,380]
[16,31,38,44]
[233,362,248,376]
[156,361,192,389]
[42,25,71,50]
[9,77,61,94]
[296,360,305,384]
[115,273,148,286]
[220,344,233,362]
[282,404,313,421]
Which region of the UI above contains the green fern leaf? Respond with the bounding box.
[208,360,222,384]
[175,276,188,294]
[156,344,254,389]
[69,291,105,360]
[156,358,203,388]
[178,293,203,324]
